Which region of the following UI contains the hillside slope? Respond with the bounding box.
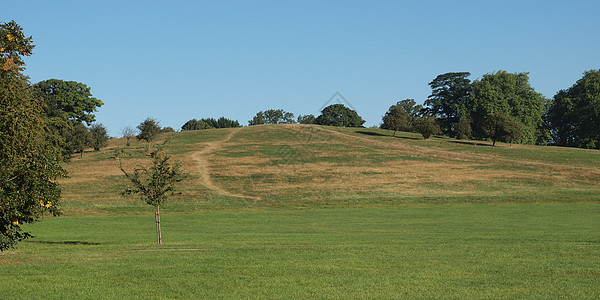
[59,124,600,215]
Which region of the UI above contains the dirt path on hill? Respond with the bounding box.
[190,128,261,201]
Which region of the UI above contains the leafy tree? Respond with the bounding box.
[33,79,103,125]
[413,116,442,140]
[424,72,471,137]
[216,116,240,128]
[182,117,240,130]
[121,125,137,146]
[120,146,187,244]
[71,123,91,158]
[546,69,600,149]
[316,104,365,127]
[469,71,548,145]
[482,112,523,147]
[181,119,211,131]
[249,109,295,125]
[137,117,161,148]
[1,21,65,251]
[297,114,316,124]
[455,113,473,140]
[248,111,266,125]
[89,123,109,151]
[160,126,175,133]
[381,99,422,135]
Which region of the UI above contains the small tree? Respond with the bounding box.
[137,117,161,149]
[71,123,91,158]
[297,114,316,124]
[482,113,523,147]
[121,125,136,146]
[414,116,442,140]
[89,123,109,151]
[120,146,187,244]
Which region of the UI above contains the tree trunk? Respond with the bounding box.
[80,150,84,159]
[155,206,162,245]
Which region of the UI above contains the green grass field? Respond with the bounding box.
[2,125,599,298]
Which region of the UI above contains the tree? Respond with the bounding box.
[469,71,548,145]
[454,113,473,140]
[137,117,161,148]
[121,126,137,146]
[182,117,240,131]
[482,112,523,147]
[71,123,91,158]
[89,123,109,151]
[546,69,600,149]
[413,116,442,140]
[160,126,175,133]
[297,114,316,124]
[120,146,187,244]
[33,79,103,125]
[1,21,65,251]
[381,99,422,135]
[249,109,295,125]
[424,72,471,137]
[316,104,365,127]
[181,119,211,131]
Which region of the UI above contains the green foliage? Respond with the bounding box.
[160,126,175,133]
[316,104,365,127]
[381,99,422,135]
[120,147,187,208]
[454,113,473,140]
[297,114,316,124]
[137,117,161,147]
[547,69,600,149]
[0,21,65,251]
[482,112,523,146]
[469,71,548,145]
[70,123,91,158]
[413,116,442,139]
[33,79,103,125]
[182,117,240,131]
[249,109,295,125]
[424,72,471,136]
[89,123,108,151]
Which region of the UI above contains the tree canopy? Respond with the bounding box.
[33,79,103,125]
[1,21,64,251]
[424,72,471,137]
[381,99,422,135]
[137,117,161,148]
[316,104,365,127]
[468,71,548,145]
[249,109,295,125]
[547,69,600,149]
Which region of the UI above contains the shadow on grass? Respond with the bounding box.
[448,140,493,147]
[355,130,422,140]
[28,240,102,246]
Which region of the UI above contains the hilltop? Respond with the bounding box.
[60,124,600,215]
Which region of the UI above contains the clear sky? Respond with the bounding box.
[3,0,599,136]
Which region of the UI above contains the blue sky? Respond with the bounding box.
[3,0,599,136]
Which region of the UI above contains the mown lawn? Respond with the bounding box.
[2,204,599,299]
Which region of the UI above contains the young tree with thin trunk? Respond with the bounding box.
[121,125,136,146]
[120,146,186,245]
[137,117,161,149]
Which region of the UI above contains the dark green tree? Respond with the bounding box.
[297,114,316,124]
[137,117,161,149]
[249,109,295,125]
[120,146,187,245]
[1,21,65,251]
[381,99,422,135]
[546,69,600,149]
[71,123,91,158]
[454,113,473,140]
[469,71,548,145]
[89,123,109,151]
[424,72,471,137]
[33,79,103,125]
[482,112,523,147]
[413,116,442,140]
[316,104,365,127]
[181,119,210,131]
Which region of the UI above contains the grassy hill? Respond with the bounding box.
[60,124,600,215]
[2,124,599,299]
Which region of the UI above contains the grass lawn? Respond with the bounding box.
[2,204,599,299]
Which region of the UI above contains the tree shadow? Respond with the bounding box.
[355,130,422,140]
[28,240,102,246]
[448,140,493,147]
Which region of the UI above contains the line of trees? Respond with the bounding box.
[381,70,600,148]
